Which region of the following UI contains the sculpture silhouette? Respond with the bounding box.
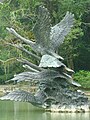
[0,6,89,112]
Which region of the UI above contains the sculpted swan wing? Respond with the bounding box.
[33,6,51,49]
[50,12,74,51]
[0,90,36,103]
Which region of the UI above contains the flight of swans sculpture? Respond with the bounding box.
[0,6,90,112]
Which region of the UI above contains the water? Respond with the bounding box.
[0,100,90,120]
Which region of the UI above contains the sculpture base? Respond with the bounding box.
[46,104,90,112]
[35,79,90,113]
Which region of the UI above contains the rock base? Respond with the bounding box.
[46,104,90,113]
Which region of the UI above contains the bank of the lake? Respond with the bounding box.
[0,85,37,95]
[0,85,90,96]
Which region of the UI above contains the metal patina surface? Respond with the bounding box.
[0,6,90,112]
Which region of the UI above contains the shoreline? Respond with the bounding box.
[0,85,37,96]
[0,85,90,96]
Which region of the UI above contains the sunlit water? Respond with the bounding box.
[0,96,90,120]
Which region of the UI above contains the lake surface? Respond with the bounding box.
[0,99,90,120]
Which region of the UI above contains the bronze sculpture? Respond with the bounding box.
[0,6,90,112]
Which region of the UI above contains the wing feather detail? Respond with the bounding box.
[0,90,36,103]
[7,70,61,83]
[50,12,74,51]
[33,6,51,48]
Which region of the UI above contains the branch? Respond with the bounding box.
[6,27,35,46]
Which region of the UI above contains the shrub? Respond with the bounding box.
[74,70,90,88]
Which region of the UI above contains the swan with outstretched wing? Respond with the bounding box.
[6,6,74,59]
[33,6,74,58]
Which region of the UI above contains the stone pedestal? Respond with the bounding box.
[35,79,90,112]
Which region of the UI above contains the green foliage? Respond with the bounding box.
[0,61,24,84]
[74,70,90,88]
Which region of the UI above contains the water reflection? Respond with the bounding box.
[44,112,90,120]
[0,101,90,120]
